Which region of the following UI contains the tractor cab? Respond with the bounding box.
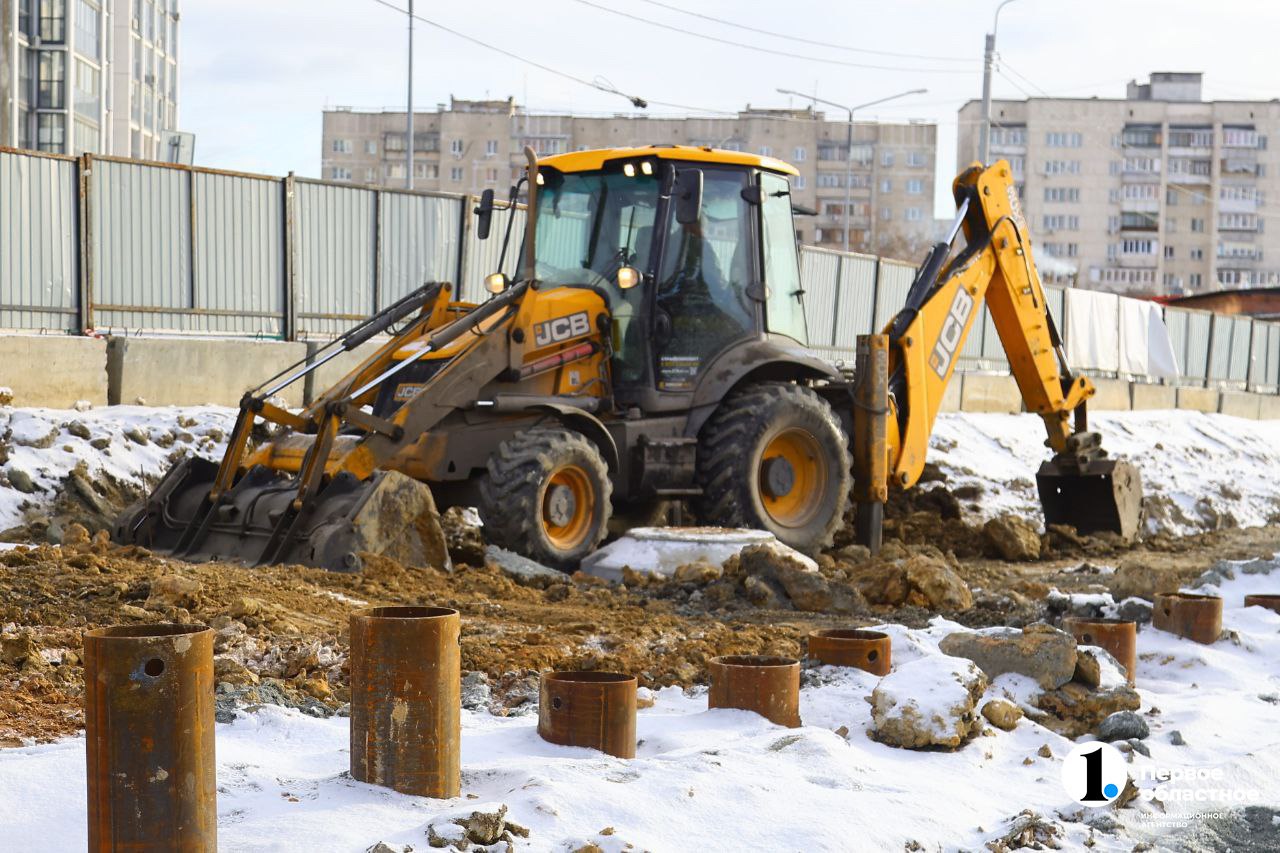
[479,146,809,407]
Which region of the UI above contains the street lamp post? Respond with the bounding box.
[980,0,1022,165]
[777,88,927,253]
[406,0,415,191]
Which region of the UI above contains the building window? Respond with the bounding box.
[450,166,463,181]
[37,51,66,109]
[1189,273,1202,288]
[1043,160,1081,175]
[450,138,463,155]
[1042,215,1080,231]
[989,126,1026,147]
[880,207,892,221]
[1190,248,1203,261]
[387,163,406,180]
[906,179,923,195]
[1044,187,1080,203]
[792,146,806,162]
[332,167,352,181]
[1045,131,1083,148]
[1191,218,1205,233]
[39,0,66,42]
[881,150,894,167]
[906,151,927,167]
[759,145,772,157]
[794,175,806,190]
[1122,157,1159,174]
[880,179,891,193]
[905,207,922,222]
[817,172,842,188]
[72,116,97,154]
[75,0,101,60]
[1164,245,1174,259]
[485,139,498,156]
[365,139,378,155]
[1042,242,1078,258]
[1121,238,1157,254]
[332,138,352,154]
[74,58,100,118]
[1222,126,1259,149]
[385,133,406,152]
[37,112,66,151]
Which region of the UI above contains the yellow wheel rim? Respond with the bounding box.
[542,464,594,550]
[759,428,827,528]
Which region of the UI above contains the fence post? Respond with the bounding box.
[283,172,298,341]
[77,153,94,334]
[456,194,473,298]
[373,190,383,315]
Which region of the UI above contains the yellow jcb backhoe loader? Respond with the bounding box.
[115,146,1141,570]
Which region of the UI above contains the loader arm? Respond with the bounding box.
[852,160,1142,551]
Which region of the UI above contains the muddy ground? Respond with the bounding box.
[3,478,1278,747]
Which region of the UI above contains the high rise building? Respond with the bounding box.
[958,73,1279,295]
[0,0,180,158]
[321,98,938,253]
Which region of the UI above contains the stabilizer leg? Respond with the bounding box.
[852,334,890,555]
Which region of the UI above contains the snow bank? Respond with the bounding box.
[930,410,1280,535]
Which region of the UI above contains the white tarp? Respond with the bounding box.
[1064,288,1120,372]
[1146,303,1180,378]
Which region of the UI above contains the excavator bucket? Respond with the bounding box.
[115,457,451,572]
[1036,458,1143,543]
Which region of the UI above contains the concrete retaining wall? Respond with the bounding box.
[106,337,308,407]
[1089,379,1132,411]
[958,374,1023,413]
[1175,386,1221,414]
[1219,391,1262,419]
[0,335,108,407]
[1130,383,1178,410]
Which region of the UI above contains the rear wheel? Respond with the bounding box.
[694,382,850,554]
[478,426,613,570]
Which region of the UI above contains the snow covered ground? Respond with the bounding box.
[3,561,1280,851]
[2,404,1279,540]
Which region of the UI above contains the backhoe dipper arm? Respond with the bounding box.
[852,160,1140,552]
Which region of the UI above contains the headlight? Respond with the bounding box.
[485,272,508,294]
[617,266,641,290]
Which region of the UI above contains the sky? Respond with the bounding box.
[179,0,1280,216]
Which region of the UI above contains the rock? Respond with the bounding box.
[983,515,1042,561]
[440,505,486,567]
[1097,710,1149,742]
[855,553,973,611]
[938,623,1077,689]
[1030,681,1142,738]
[146,575,203,610]
[9,415,58,448]
[124,426,150,445]
[1108,561,1182,602]
[118,604,153,619]
[981,698,1023,731]
[487,545,563,585]
[902,554,973,611]
[869,655,987,749]
[834,543,872,565]
[1127,737,1151,757]
[0,387,11,406]
[1037,743,1053,758]
[672,560,722,585]
[739,543,861,612]
[61,522,92,550]
[426,821,467,848]
[461,670,492,711]
[227,597,266,619]
[66,421,92,440]
[445,804,528,847]
[214,655,259,686]
[1073,646,1128,690]
[89,437,111,451]
[1115,596,1153,624]
[742,574,785,609]
[0,630,47,670]
[1169,730,1186,746]
[365,843,407,853]
[6,467,38,494]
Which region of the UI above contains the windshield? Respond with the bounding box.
[521,169,660,287]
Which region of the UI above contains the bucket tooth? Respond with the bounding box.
[1036,458,1143,542]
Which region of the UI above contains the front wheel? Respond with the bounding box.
[693,382,851,554]
[478,426,613,570]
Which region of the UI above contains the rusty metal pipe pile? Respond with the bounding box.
[83,623,217,852]
[350,605,461,798]
[807,629,891,675]
[1245,594,1280,615]
[1061,617,1138,684]
[538,671,637,759]
[1153,592,1223,645]
[708,655,801,728]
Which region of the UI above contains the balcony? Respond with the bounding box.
[1221,157,1259,177]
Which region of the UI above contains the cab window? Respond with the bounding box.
[760,172,807,343]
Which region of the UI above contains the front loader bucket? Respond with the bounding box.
[115,457,451,572]
[1036,458,1143,543]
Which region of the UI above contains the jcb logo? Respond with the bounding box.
[929,287,975,379]
[534,311,591,347]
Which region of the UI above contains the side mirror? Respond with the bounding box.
[474,188,495,240]
[674,169,703,225]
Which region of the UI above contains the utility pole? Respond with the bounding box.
[980,0,1022,165]
[406,0,415,191]
[777,88,926,253]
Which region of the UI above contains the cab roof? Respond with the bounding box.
[538,145,800,177]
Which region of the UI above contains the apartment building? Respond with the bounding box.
[958,73,1280,296]
[321,98,938,253]
[0,0,180,158]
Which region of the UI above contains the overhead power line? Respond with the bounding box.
[366,0,650,107]
[570,0,982,74]
[634,0,973,63]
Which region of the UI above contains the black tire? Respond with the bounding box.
[478,426,613,570]
[694,382,851,554]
